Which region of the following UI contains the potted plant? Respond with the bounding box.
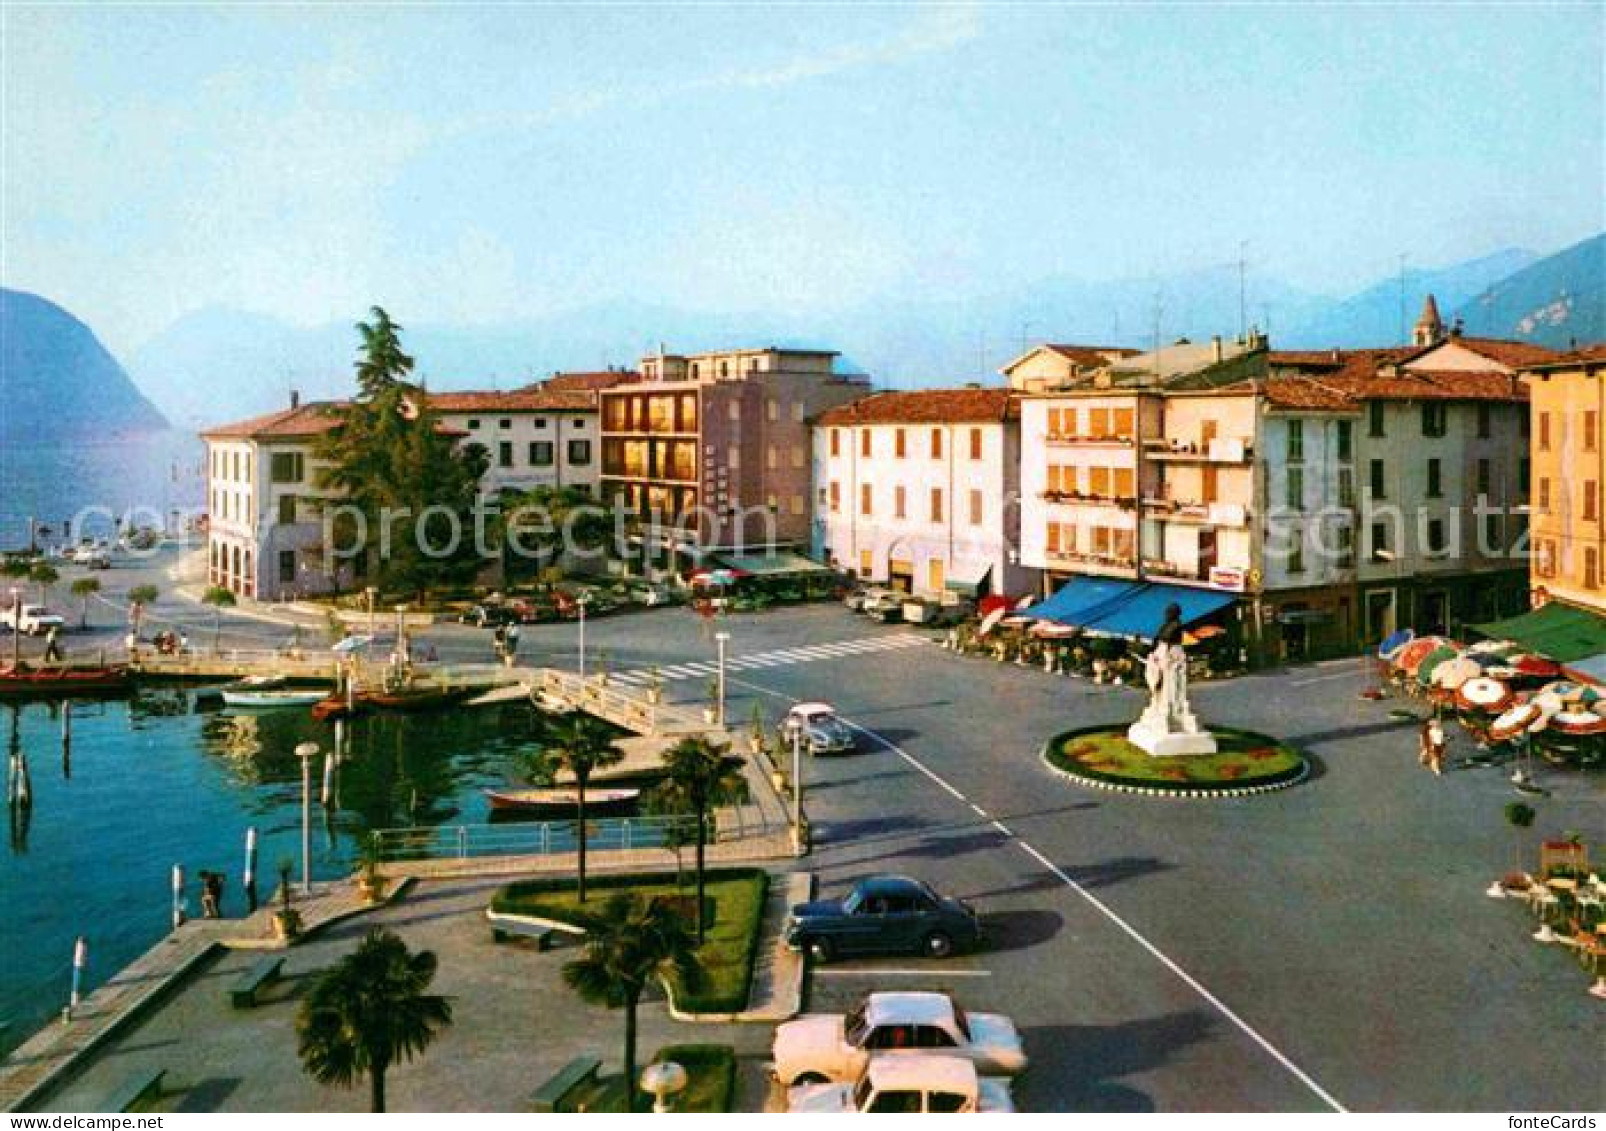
[273,857,304,941]
[748,702,768,757]
[1489,801,1537,898]
[703,676,720,724]
[355,835,389,904]
[645,666,663,704]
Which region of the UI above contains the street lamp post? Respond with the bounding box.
[365,586,377,638]
[9,587,18,669]
[714,631,730,727]
[790,721,804,853]
[577,593,589,679]
[294,742,318,895]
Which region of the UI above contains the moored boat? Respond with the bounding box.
[222,687,331,709]
[312,684,474,720]
[0,663,132,697]
[484,786,641,817]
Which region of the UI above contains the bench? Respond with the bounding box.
[229,956,285,1008]
[486,909,554,951]
[527,1055,602,1112]
[93,1067,166,1113]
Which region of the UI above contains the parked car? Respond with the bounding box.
[787,1055,1015,1114]
[506,597,560,623]
[772,991,1027,1086]
[2,603,66,636]
[457,604,520,629]
[780,701,857,756]
[842,587,873,612]
[861,590,905,623]
[71,545,111,569]
[621,580,674,607]
[785,875,981,962]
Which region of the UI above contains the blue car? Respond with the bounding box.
[785,875,982,962]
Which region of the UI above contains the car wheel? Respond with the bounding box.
[805,936,833,964]
[792,1072,828,1087]
[922,931,954,959]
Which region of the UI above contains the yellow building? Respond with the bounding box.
[1524,345,1606,613]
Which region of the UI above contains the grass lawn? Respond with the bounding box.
[492,868,769,1014]
[1046,725,1307,792]
[566,1044,737,1113]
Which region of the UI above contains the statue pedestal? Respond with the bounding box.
[1127,717,1218,757]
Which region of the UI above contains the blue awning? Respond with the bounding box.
[1020,576,1143,625]
[1081,583,1238,640]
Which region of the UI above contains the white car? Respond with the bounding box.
[781,702,857,756]
[787,1055,1015,1114]
[3,603,66,636]
[71,545,111,569]
[772,991,1027,1086]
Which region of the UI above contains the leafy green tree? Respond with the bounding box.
[69,577,101,628]
[317,307,489,600]
[499,485,611,579]
[296,928,453,1113]
[126,584,159,635]
[655,737,748,942]
[28,562,59,605]
[562,894,702,1112]
[524,710,624,903]
[202,585,237,652]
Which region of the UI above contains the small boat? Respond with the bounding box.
[222,687,331,709]
[0,663,132,697]
[484,786,641,817]
[312,684,473,720]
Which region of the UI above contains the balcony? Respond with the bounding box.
[1044,431,1135,448]
[1039,489,1138,510]
[1043,549,1138,576]
[1142,499,1249,527]
[1144,437,1252,463]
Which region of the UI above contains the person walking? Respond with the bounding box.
[503,624,520,667]
[1418,716,1447,775]
[199,870,220,918]
[42,624,63,663]
[491,623,507,665]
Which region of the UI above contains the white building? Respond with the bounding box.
[428,387,609,496]
[812,388,1031,598]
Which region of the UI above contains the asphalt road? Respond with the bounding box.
[25,552,1604,1112]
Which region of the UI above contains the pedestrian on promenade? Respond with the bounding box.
[503,624,520,667]
[492,623,507,664]
[199,870,221,917]
[42,625,63,663]
[1418,716,1446,776]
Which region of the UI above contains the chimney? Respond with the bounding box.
[1211,335,1223,362]
[290,389,300,410]
[1330,348,1341,363]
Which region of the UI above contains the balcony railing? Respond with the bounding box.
[1044,432,1136,447]
[1142,499,1250,527]
[1039,489,1138,510]
[1144,437,1252,463]
[1044,549,1138,572]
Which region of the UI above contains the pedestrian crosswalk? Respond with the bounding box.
[608,633,928,686]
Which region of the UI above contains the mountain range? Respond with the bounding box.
[0,288,167,443]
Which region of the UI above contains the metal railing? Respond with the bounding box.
[369,811,756,863]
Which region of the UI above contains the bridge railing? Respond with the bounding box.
[369,809,764,863]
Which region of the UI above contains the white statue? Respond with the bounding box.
[1127,602,1218,756]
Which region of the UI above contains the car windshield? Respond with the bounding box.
[951,1002,972,1042]
[843,1002,868,1046]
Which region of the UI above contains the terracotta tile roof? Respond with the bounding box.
[201,402,347,439]
[1041,344,1142,366]
[426,389,596,413]
[1521,343,1606,369]
[533,370,640,392]
[815,387,1018,426]
[1399,336,1562,370]
[1346,370,1529,402]
[1267,350,1347,368]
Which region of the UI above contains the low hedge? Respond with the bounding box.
[1045,725,1308,794]
[492,868,769,1014]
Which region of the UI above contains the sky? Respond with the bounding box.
[4,1,1603,356]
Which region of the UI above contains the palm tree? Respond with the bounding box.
[655,736,748,942]
[126,584,159,636]
[202,585,237,653]
[563,894,702,1112]
[526,710,625,903]
[69,578,100,629]
[28,562,59,606]
[296,928,453,1113]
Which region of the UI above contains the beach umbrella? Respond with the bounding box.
[1431,656,1483,691]
[1550,710,1606,736]
[1510,655,1563,679]
[1393,636,1449,673]
[1378,628,1415,661]
[1457,676,1514,714]
[1414,644,1462,685]
[1489,700,1543,742]
[1031,622,1080,639]
[1537,680,1598,707]
[1001,615,1034,628]
[977,607,1006,637]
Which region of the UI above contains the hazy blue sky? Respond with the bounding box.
[5,2,1602,354]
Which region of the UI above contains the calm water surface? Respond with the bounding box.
[1,692,536,1052]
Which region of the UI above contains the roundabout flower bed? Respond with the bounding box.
[1044,725,1309,797]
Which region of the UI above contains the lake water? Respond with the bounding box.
[0,693,538,1053]
[0,430,204,550]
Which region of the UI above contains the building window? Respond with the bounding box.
[499,441,514,468]
[1368,401,1385,438]
[860,484,872,516]
[278,550,296,584]
[568,440,592,466]
[829,482,840,512]
[1476,458,1491,498]
[1476,403,1492,439]
[1538,477,1550,511]
[859,549,873,577]
[1370,522,1390,561]
[1422,403,1447,437]
[831,429,841,457]
[1538,412,1551,451]
[969,428,983,460]
[1286,466,1304,510]
[499,418,511,429]
[1426,458,1442,498]
[1336,521,1355,568]
[1587,547,1600,589]
[1369,459,1386,500]
[530,441,554,467]
[534,418,549,430]
[1586,480,1600,523]
[931,428,943,459]
[1535,538,1556,578]
[861,431,872,457]
[467,419,480,430]
[969,489,983,526]
[930,488,944,523]
[1337,419,1353,461]
[894,429,907,458]
[269,452,304,483]
[766,446,778,470]
[792,402,804,423]
[1519,458,1531,496]
[791,495,805,516]
[1338,467,1356,509]
[728,401,740,423]
[572,419,586,430]
[277,495,296,525]
[893,486,907,519]
[1427,518,1447,557]
[1288,536,1304,574]
[766,399,778,422]
[1287,420,1304,462]
[1588,411,1600,452]
[791,445,805,469]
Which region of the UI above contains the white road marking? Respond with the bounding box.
[970,803,988,817]
[1289,670,1358,687]
[990,819,1013,838]
[814,968,994,978]
[722,670,1350,1114]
